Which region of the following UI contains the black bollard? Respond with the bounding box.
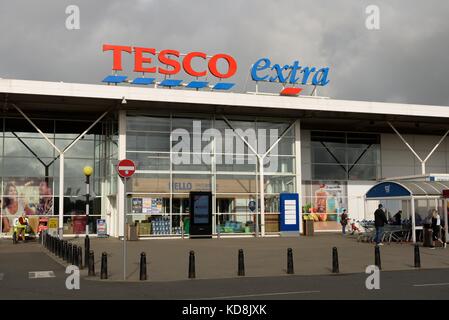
[287,248,294,274]
[73,245,78,266]
[78,246,83,269]
[62,241,66,261]
[64,241,69,262]
[375,245,382,270]
[88,250,95,276]
[58,239,63,258]
[414,244,421,268]
[68,243,73,264]
[100,252,108,279]
[238,249,245,276]
[140,252,147,281]
[332,247,339,273]
[84,235,90,268]
[51,236,54,253]
[188,251,196,279]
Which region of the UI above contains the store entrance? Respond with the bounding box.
[216,198,232,225]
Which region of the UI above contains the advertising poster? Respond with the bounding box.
[131,197,163,214]
[151,198,162,214]
[303,181,348,231]
[96,219,107,237]
[1,178,54,234]
[132,198,143,213]
[142,198,152,214]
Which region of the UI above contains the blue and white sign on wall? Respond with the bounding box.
[279,193,301,233]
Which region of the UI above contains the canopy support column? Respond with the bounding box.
[411,198,416,243]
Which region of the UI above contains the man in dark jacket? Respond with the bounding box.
[374,204,388,245]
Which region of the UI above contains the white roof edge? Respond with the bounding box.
[1,78,449,118]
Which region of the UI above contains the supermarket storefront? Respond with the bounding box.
[124,112,298,237]
[2,78,449,238]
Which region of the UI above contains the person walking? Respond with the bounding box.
[340,209,349,235]
[374,204,388,245]
[430,209,445,249]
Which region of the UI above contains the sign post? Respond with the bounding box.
[116,159,136,281]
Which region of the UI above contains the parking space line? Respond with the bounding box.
[200,290,321,300]
[28,271,55,279]
[413,283,449,287]
[0,273,4,280]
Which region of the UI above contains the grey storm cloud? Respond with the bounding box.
[0,0,448,105]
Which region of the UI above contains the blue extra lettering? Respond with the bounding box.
[312,67,330,86]
[300,66,316,85]
[289,61,302,83]
[251,57,330,87]
[269,64,290,83]
[250,58,271,81]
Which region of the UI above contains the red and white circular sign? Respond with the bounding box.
[116,159,136,178]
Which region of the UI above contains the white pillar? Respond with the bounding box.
[117,110,127,238]
[445,199,449,243]
[259,157,265,237]
[58,152,64,237]
[411,198,416,243]
[294,119,302,234]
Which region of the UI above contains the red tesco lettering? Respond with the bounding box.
[103,44,237,79]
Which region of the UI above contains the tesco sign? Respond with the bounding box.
[102,44,330,95]
[102,44,237,89]
[251,58,330,86]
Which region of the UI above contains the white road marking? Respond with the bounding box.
[0,273,4,280]
[118,166,134,171]
[28,271,55,279]
[413,283,449,287]
[200,290,321,300]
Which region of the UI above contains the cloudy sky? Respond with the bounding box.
[1,0,448,106]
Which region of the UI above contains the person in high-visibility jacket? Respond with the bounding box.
[14,215,28,242]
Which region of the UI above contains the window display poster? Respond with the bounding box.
[132,198,143,213]
[142,198,152,214]
[303,181,347,224]
[151,198,162,214]
[135,197,162,214]
[1,178,54,234]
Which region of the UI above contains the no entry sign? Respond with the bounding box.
[117,159,136,178]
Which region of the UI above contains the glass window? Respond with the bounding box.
[311,131,380,180]
[264,175,295,193]
[127,132,171,152]
[312,164,347,180]
[216,174,256,193]
[127,116,171,132]
[126,152,170,171]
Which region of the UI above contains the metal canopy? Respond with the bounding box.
[366,180,449,198]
